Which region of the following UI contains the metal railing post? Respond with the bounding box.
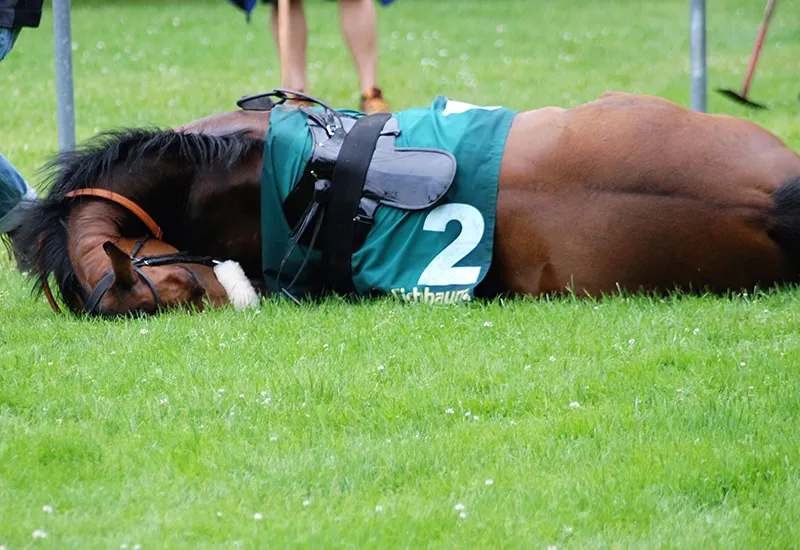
[690,0,707,112]
[53,0,76,151]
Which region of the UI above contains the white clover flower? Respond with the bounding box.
[482,321,493,327]
[445,408,454,415]
[454,503,465,511]
[253,512,263,520]
[303,499,312,507]
[32,529,48,539]
[569,402,581,409]
[459,511,467,519]
[375,505,383,512]
[485,479,494,486]
[140,328,150,335]
[42,504,54,513]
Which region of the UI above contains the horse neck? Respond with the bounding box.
[179,144,265,275]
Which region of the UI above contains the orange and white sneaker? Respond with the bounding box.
[360,87,390,114]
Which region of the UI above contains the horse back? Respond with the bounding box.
[501,92,800,202]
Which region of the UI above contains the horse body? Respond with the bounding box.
[489,92,800,296]
[14,92,800,316]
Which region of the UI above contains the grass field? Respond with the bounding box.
[2,0,800,547]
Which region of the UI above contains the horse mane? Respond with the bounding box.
[12,128,262,313]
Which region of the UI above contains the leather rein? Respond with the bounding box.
[43,189,222,316]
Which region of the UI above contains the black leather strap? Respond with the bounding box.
[322,113,391,294]
[83,266,161,315]
[84,271,117,314]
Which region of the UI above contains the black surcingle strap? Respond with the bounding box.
[322,113,391,295]
[276,179,330,304]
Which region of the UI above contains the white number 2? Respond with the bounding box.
[417,203,484,286]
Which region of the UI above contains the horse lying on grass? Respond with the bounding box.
[11,90,800,317]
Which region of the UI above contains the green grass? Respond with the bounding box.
[1,0,800,547]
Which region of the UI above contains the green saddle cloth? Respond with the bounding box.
[261,96,517,303]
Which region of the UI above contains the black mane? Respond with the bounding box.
[12,128,261,314]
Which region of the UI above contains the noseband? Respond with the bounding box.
[42,189,222,315]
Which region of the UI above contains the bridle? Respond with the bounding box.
[43,189,223,316]
[83,235,222,316]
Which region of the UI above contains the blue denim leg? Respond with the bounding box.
[0,27,37,234]
[0,27,20,62]
[0,153,37,234]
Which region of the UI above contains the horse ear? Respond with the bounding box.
[102,241,136,288]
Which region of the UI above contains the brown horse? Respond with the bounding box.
[13,91,800,317]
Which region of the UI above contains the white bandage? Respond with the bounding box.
[213,260,259,310]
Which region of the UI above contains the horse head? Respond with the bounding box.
[84,237,230,317]
[12,127,263,317]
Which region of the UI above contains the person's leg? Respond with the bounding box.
[0,27,37,235]
[269,0,308,92]
[338,0,389,113]
[0,27,20,61]
[0,153,37,234]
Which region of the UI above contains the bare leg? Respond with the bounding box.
[270,0,308,91]
[338,0,378,93]
[338,0,388,112]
